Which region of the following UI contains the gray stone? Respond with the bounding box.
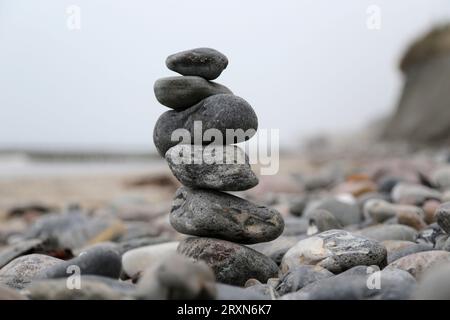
[166,48,228,80]
[303,198,361,226]
[391,183,441,205]
[135,254,216,300]
[413,262,450,299]
[431,166,450,190]
[244,280,278,299]
[177,237,279,286]
[357,224,418,242]
[153,94,258,156]
[275,265,333,296]
[38,244,122,280]
[249,236,300,265]
[0,239,44,269]
[436,202,450,233]
[0,254,62,289]
[154,76,232,110]
[307,209,342,235]
[281,217,309,236]
[281,268,416,300]
[165,145,258,191]
[280,230,387,274]
[170,187,284,244]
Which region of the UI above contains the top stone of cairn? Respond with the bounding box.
[166,48,228,80]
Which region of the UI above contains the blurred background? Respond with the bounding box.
[1,0,450,211]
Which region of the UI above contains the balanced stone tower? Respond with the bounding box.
[153,48,284,286]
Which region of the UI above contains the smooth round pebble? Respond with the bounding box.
[386,250,450,279]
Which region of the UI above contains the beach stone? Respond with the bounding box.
[436,202,450,233]
[154,76,232,110]
[377,176,403,194]
[387,243,434,264]
[281,268,416,300]
[275,265,333,295]
[249,236,300,265]
[357,224,418,242]
[153,94,258,156]
[288,195,310,217]
[0,254,62,289]
[416,223,444,246]
[382,240,416,254]
[413,262,450,299]
[0,239,44,269]
[422,199,440,224]
[135,254,216,300]
[303,197,361,226]
[280,230,387,274]
[166,48,228,80]
[38,244,122,280]
[307,209,342,235]
[23,209,124,250]
[170,187,284,244]
[0,285,27,300]
[244,279,279,299]
[391,183,441,205]
[177,237,279,286]
[25,278,129,300]
[122,241,179,279]
[431,166,450,190]
[386,250,450,279]
[363,199,425,226]
[216,283,267,300]
[118,236,172,254]
[165,145,258,191]
[435,234,450,250]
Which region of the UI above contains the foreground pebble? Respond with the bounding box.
[280,229,387,274]
[386,250,450,279]
[177,237,279,286]
[170,187,284,244]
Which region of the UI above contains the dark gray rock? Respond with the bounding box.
[416,223,444,246]
[153,94,258,156]
[288,195,310,217]
[170,187,284,244]
[307,209,342,235]
[280,229,387,274]
[166,48,228,80]
[387,243,434,264]
[436,202,450,233]
[275,265,333,295]
[177,237,279,286]
[165,145,258,191]
[304,198,361,226]
[38,244,122,280]
[282,268,416,300]
[154,76,232,110]
[0,254,62,289]
[135,254,216,300]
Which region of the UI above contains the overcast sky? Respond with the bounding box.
[0,0,449,151]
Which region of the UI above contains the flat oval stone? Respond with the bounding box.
[387,243,433,264]
[386,250,450,279]
[121,242,179,278]
[170,187,284,244]
[177,237,279,286]
[303,197,361,226]
[154,76,232,110]
[275,265,333,296]
[165,145,258,191]
[166,48,228,80]
[391,183,441,205]
[153,94,258,156]
[38,244,122,280]
[280,229,387,274]
[0,254,62,289]
[436,202,450,233]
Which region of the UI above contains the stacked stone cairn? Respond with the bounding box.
[153,48,284,286]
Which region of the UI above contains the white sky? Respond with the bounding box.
[0,0,449,151]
